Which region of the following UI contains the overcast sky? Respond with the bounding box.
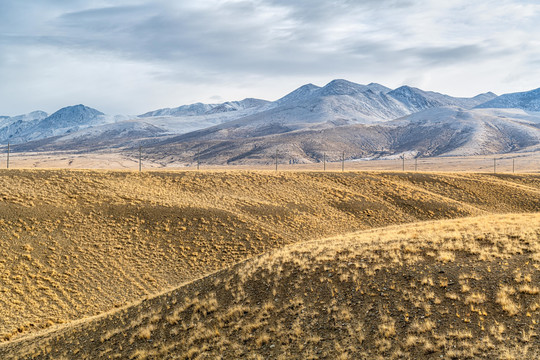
[1,0,540,115]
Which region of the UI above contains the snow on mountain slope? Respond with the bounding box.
[3,80,537,161]
[139,98,270,117]
[176,80,495,142]
[0,111,49,143]
[148,105,540,165]
[139,103,214,117]
[317,79,380,96]
[12,120,168,152]
[0,105,115,144]
[263,80,495,131]
[0,111,48,126]
[40,105,104,128]
[471,92,498,105]
[143,81,507,152]
[366,82,392,94]
[274,83,321,105]
[476,87,540,111]
[390,107,540,156]
[59,120,166,141]
[276,80,393,106]
[170,91,411,142]
[222,80,415,134]
[22,105,113,142]
[387,86,497,112]
[138,102,278,135]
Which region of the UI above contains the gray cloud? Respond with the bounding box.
[1,0,540,115]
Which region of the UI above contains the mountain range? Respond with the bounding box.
[2,80,540,164]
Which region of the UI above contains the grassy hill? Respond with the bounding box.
[0,169,538,354]
[2,213,539,359]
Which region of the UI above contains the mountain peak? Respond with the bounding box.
[139,98,270,118]
[471,92,498,103]
[476,87,540,111]
[366,82,392,93]
[52,104,104,116]
[326,79,357,86]
[275,83,322,104]
[319,79,367,96]
[42,105,104,127]
[390,85,417,93]
[387,86,447,111]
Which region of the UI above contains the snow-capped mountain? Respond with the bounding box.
[41,105,104,128]
[0,111,49,143]
[276,80,395,108]
[476,87,540,112]
[0,111,48,126]
[14,120,167,152]
[145,106,540,164]
[172,80,497,143]
[388,107,540,156]
[2,79,539,164]
[139,98,270,117]
[274,83,321,105]
[0,105,114,144]
[387,86,497,112]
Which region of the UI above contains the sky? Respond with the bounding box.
[1,0,540,116]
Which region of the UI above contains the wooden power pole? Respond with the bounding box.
[138,145,142,172]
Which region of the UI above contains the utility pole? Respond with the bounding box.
[197,147,200,171]
[275,149,278,172]
[414,157,418,172]
[402,156,405,171]
[323,152,326,171]
[138,145,142,172]
[493,158,496,174]
[341,151,345,172]
[6,142,9,169]
[512,159,515,174]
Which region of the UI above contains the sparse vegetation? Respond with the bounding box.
[0,169,538,359]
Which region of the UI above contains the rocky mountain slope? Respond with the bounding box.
[476,87,540,111]
[141,106,540,164]
[3,80,540,164]
[139,98,270,117]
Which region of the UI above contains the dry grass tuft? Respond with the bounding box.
[0,170,539,359]
[1,211,539,359]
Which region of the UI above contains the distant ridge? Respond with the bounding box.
[139,98,270,117]
[476,87,540,111]
[40,105,104,127]
[1,80,539,163]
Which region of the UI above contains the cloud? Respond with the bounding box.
[1,0,540,115]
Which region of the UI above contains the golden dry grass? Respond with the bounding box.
[0,169,538,357]
[1,213,539,359]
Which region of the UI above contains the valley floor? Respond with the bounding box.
[3,150,540,173]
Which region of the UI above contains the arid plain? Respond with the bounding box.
[0,169,539,359]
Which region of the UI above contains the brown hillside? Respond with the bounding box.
[2,213,539,359]
[0,170,538,342]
